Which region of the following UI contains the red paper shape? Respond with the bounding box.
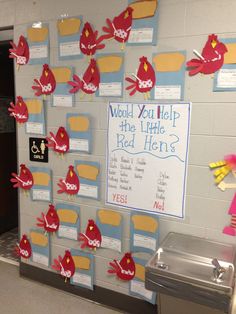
[108,252,135,281]
[9,35,29,65]
[80,22,105,57]
[46,127,69,154]
[11,164,34,190]
[32,64,56,96]
[100,7,133,46]
[16,234,32,259]
[36,204,60,233]
[187,34,228,76]
[126,56,156,97]
[223,193,236,236]
[57,165,80,195]
[8,96,28,123]
[68,58,100,95]
[79,219,102,250]
[52,250,75,280]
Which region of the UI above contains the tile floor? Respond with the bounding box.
[0,261,121,314]
[0,228,19,264]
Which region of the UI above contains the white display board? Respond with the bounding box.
[106,102,191,218]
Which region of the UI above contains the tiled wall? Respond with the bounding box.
[1,0,236,297]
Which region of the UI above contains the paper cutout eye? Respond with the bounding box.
[126,56,155,99]
[68,58,100,96]
[186,34,228,76]
[80,22,105,57]
[52,250,75,282]
[107,252,135,281]
[10,164,34,192]
[46,127,69,155]
[9,35,29,69]
[8,96,28,124]
[79,219,102,250]
[36,204,60,233]
[16,234,32,259]
[32,64,56,97]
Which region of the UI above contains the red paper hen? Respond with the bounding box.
[108,252,135,281]
[187,34,228,76]
[52,250,75,282]
[100,7,133,49]
[68,58,100,96]
[80,22,105,57]
[8,96,28,124]
[126,56,156,99]
[32,64,56,97]
[9,35,29,67]
[37,204,60,233]
[16,234,32,259]
[57,165,80,196]
[46,127,69,155]
[79,219,102,250]
[11,164,34,191]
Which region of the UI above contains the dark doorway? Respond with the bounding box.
[0,36,18,236]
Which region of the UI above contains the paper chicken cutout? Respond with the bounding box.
[80,22,105,58]
[36,204,60,234]
[57,165,80,198]
[187,34,227,76]
[126,56,155,99]
[52,250,75,282]
[209,154,236,191]
[68,58,100,99]
[8,96,28,124]
[223,194,236,236]
[9,35,29,70]
[100,7,133,50]
[11,164,34,194]
[79,219,102,250]
[108,252,135,281]
[32,64,56,97]
[16,234,32,259]
[46,127,69,157]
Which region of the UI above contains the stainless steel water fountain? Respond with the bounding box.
[145,233,236,313]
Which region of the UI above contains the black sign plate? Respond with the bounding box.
[29,137,48,163]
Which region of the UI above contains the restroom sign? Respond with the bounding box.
[29,137,48,163]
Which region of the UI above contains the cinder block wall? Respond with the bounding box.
[1,0,236,297]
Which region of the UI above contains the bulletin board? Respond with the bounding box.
[106,102,191,218]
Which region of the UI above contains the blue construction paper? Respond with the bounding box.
[29,167,52,202]
[151,51,186,101]
[57,16,83,61]
[25,98,46,135]
[52,67,75,107]
[127,0,158,46]
[56,203,80,241]
[66,113,92,153]
[96,209,123,252]
[30,229,50,267]
[70,249,94,290]
[130,212,159,254]
[74,160,100,200]
[27,23,49,65]
[129,257,156,304]
[213,38,236,92]
[96,52,124,97]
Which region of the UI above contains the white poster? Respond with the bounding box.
[106,102,191,218]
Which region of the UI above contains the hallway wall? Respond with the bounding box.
[1,0,236,298]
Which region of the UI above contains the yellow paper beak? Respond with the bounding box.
[70,170,73,177]
[89,226,93,231]
[211,39,217,48]
[127,259,130,264]
[60,132,64,138]
[45,71,48,77]
[144,62,148,72]
[85,29,89,37]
